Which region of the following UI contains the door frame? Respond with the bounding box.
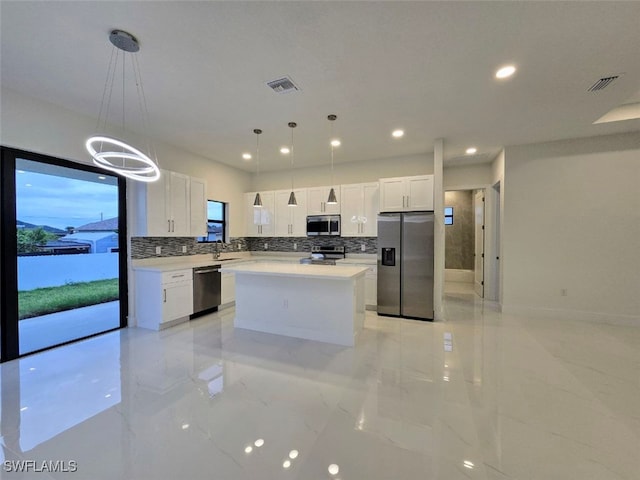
[443,183,499,302]
[0,146,128,362]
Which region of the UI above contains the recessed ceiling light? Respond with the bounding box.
[328,464,340,475]
[465,147,477,155]
[289,450,299,459]
[495,65,516,79]
[280,147,290,154]
[330,139,341,147]
[392,129,404,138]
[242,153,252,160]
[283,460,291,469]
[254,438,265,447]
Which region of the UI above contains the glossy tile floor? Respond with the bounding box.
[1,285,638,479]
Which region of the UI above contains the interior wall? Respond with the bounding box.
[491,150,505,304]
[502,132,640,324]
[444,190,474,270]
[253,153,433,191]
[0,88,252,237]
[444,163,492,189]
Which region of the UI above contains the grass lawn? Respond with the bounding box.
[19,278,119,320]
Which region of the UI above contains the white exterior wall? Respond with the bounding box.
[502,133,640,325]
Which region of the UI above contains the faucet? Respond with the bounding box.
[212,240,222,259]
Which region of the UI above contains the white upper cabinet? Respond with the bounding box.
[189,177,208,237]
[244,191,275,237]
[379,175,434,212]
[307,186,341,215]
[340,182,379,237]
[137,169,204,237]
[274,189,307,237]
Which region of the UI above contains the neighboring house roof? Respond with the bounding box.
[61,232,117,242]
[41,240,91,250]
[76,217,118,231]
[16,220,66,235]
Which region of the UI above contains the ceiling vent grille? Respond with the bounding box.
[588,75,620,92]
[267,76,299,94]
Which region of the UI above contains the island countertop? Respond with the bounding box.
[221,262,368,280]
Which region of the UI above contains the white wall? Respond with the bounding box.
[0,88,252,237]
[253,153,433,191]
[502,133,640,324]
[444,163,492,189]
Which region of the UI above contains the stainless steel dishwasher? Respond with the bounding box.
[192,265,221,316]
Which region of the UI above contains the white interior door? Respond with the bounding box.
[474,190,485,297]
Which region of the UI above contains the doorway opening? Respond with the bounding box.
[1,147,128,361]
[444,189,485,297]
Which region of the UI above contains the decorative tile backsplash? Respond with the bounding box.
[131,236,377,259]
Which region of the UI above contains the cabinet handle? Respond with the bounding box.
[171,274,185,278]
[163,288,166,303]
[407,195,410,208]
[168,220,171,232]
[172,220,175,232]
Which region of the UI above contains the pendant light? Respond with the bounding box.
[85,30,160,182]
[287,122,297,206]
[253,129,263,207]
[327,114,338,204]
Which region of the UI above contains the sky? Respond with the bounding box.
[15,169,119,230]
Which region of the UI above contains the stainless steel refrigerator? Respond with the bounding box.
[377,212,434,320]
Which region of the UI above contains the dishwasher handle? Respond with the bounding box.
[194,268,220,274]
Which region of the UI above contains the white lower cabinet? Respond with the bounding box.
[136,269,193,330]
[221,271,235,307]
[364,266,377,308]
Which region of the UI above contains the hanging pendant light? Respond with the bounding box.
[252,128,263,207]
[85,30,160,182]
[326,114,338,204]
[287,122,297,206]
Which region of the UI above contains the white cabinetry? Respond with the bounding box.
[135,269,193,330]
[221,271,235,307]
[307,186,340,215]
[365,265,377,308]
[274,189,307,237]
[136,169,207,237]
[245,191,275,237]
[189,177,208,237]
[340,182,379,236]
[379,175,434,212]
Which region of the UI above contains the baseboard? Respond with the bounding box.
[444,269,474,283]
[501,304,639,327]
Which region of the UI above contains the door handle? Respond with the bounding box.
[163,288,166,303]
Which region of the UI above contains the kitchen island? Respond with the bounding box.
[221,262,368,346]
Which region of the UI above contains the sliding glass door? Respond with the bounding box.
[1,148,127,360]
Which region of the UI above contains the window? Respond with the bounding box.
[199,200,226,242]
[444,206,454,225]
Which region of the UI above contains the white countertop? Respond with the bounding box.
[221,262,368,280]
[132,252,376,273]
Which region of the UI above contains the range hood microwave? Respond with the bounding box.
[306,215,341,236]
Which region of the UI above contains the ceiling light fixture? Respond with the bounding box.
[392,129,404,138]
[327,114,338,205]
[242,153,252,160]
[253,129,263,208]
[287,122,297,206]
[465,147,477,155]
[495,65,516,79]
[330,139,341,147]
[86,30,160,182]
[280,147,290,154]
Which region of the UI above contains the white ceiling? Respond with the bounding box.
[2,1,640,173]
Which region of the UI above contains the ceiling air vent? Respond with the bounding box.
[267,76,300,94]
[588,75,620,92]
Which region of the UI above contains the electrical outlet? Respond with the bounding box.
[561,288,568,296]
[181,245,187,253]
[264,243,268,250]
[155,246,161,254]
[361,244,366,252]
[293,243,297,251]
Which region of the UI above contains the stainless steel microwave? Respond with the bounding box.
[306,215,341,236]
